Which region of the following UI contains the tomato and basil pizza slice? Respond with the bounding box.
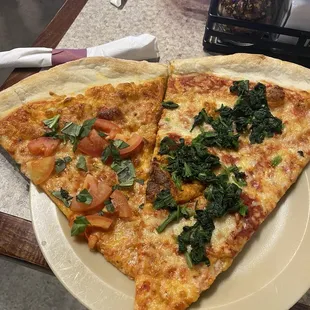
[0,57,167,278]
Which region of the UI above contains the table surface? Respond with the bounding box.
[0,0,309,308]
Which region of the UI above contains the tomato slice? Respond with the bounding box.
[70,176,112,213]
[78,129,108,157]
[86,215,113,230]
[26,156,55,184]
[110,190,132,218]
[94,119,121,139]
[28,137,60,156]
[119,134,144,159]
[83,174,98,193]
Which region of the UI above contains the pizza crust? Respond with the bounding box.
[170,54,310,91]
[0,57,167,117]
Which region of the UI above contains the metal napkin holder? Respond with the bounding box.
[203,0,310,68]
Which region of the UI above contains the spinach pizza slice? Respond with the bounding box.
[136,54,310,310]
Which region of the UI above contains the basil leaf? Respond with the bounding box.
[76,189,93,205]
[55,156,72,173]
[113,139,129,149]
[98,131,107,137]
[298,150,304,157]
[271,155,282,167]
[139,203,144,209]
[61,122,82,137]
[71,216,90,236]
[64,156,72,163]
[104,199,115,213]
[101,142,120,163]
[43,114,60,130]
[112,184,121,191]
[162,101,179,109]
[136,178,144,185]
[76,156,88,171]
[51,188,72,207]
[43,131,65,140]
[239,205,248,217]
[111,159,136,187]
[80,118,97,139]
[55,158,66,173]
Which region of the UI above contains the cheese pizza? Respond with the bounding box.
[135,54,310,309]
[0,54,309,309]
[0,57,167,278]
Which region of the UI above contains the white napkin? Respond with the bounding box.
[110,0,123,8]
[0,34,159,69]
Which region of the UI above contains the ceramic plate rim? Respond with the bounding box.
[30,170,310,310]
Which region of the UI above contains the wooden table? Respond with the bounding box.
[0,0,309,309]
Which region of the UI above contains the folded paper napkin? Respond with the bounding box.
[0,34,159,68]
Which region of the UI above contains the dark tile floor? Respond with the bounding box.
[0,0,64,86]
[1,259,85,310]
[0,1,86,309]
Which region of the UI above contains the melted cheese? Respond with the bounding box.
[136,73,310,309]
[0,77,167,278]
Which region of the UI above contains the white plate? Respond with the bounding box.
[30,167,310,310]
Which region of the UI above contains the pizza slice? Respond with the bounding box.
[135,54,310,309]
[0,57,167,278]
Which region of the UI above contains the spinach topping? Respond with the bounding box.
[190,109,209,132]
[76,155,88,171]
[111,159,136,187]
[71,216,90,236]
[178,217,214,267]
[159,136,178,155]
[154,189,178,210]
[177,168,247,268]
[271,155,282,167]
[227,81,283,144]
[203,171,247,218]
[51,188,73,207]
[191,111,240,150]
[153,80,281,268]
[156,141,247,267]
[162,101,179,110]
[55,156,72,174]
[191,81,283,146]
[154,190,194,233]
[76,189,93,205]
[159,137,220,189]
